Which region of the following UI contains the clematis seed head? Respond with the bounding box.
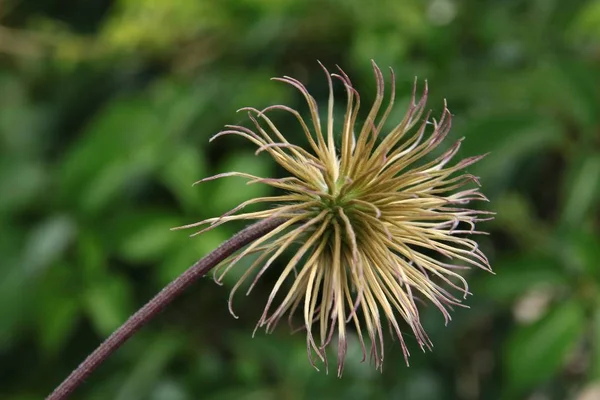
[175,61,493,376]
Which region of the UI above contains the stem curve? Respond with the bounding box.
[47,218,284,400]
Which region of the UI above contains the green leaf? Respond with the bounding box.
[560,154,600,228]
[478,255,566,304]
[112,210,181,263]
[0,265,30,349]
[113,334,182,400]
[0,160,46,214]
[570,1,600,48]
[37,289,79,355]
[504,299,585,393]
[83,275,133,336]
[77,230,109,284]
[210,152,274,216]
[493,193,551,249]
[458,113,563,186]
[591,306,600,380]
[559,229,600,277]
[159,145,205,211]
[57,95,166,214]
[532,60,600,133]
[148,381,188,400]
[0,216,76,349]
[157,228,228,285]
[22,215,76,274]
[32,262,81,356]
[80,160,156,214]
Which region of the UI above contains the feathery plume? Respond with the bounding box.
[175,61,493,375]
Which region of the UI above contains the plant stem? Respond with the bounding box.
[47,218,284,400]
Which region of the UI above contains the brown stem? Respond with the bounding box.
[47,218,284,400]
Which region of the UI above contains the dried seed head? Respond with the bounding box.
[175,61,493,375]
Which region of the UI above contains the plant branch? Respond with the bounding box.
[47,218,284,400]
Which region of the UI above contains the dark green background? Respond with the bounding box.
[1,0,599,399]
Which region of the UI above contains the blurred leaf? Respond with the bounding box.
[351,30,409,69]
[205,388,278,400]
[560,153,600,228]
[0,101,51,156]
[159,146,206,211]
[459,113,563,187]
[402,370,444,400]
[21,215,76,274]
[114,334,182,400]
[591,306,600,381]
[535,60,600,133]
[81,160,155,214]
[100,0,219,52]
[111,209,181,263]
[0,265,29,349]
[0,160,46,214]
[211,152,273,214]
[77,230,108,282]
[157,228,228,285]
[0,216,75,349]
[478,254,565,304]
[493,193,550,249]
[236,355,263,385]
[83,274,133,336]
[149,381,189,400]
[191,350,227,386]
[570,0,600,42]
[504,299,585,393]
[36,283,79,355]
[559,229,600,277]
[58,95,167,214]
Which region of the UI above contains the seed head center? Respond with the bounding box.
[319,177,357,220]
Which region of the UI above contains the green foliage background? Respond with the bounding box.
[1,0,599,399]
